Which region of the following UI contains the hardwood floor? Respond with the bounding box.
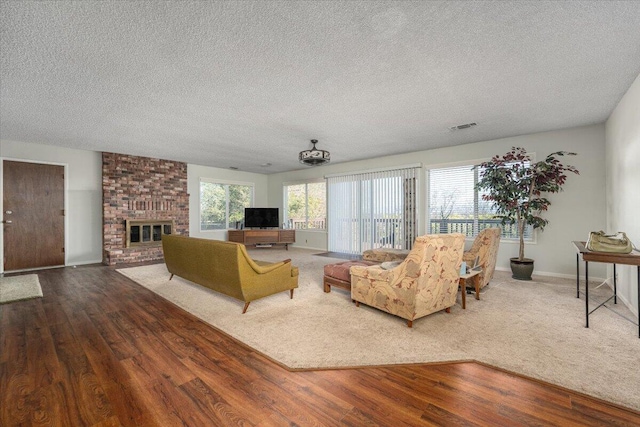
[2,265,639,426]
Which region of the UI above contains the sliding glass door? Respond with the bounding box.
[327,167,419,255]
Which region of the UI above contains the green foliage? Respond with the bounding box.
[286,182,326,229]
[201,182,252,229]
[474,147,579,260]
[200,183,226,229]
[306,182,326,225]
[228,184,252,226]
[287,184,306,220]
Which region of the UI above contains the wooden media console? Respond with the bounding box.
[228,229,295,250]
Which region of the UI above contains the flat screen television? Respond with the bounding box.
[244,207,279,228]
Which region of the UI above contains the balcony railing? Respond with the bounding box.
[428,218,527,239]
[330,217,408,253]
[287,218,326,230]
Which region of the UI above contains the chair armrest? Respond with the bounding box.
[350,265,401,284]
[462,251,478,263]
[248,258,291,274]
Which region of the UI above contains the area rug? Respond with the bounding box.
[0,274,43,304]
[117,248,640,411]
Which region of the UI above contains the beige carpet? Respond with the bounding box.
[117,248,640,411]
[0,274,43,304]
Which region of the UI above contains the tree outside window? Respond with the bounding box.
[285,182,326,230]
[200,181,253,230]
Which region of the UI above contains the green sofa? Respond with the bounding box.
[162,234,299,313]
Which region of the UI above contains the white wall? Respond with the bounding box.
[188,164,269,241]
[605,73,640,316]
[1,123,609,280]
[268,124,607,278]
[0,140,103,268]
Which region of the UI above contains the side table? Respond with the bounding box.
[458,269,482,309]
[572,241,640,338]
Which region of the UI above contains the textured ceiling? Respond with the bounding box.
[2,1,640,174]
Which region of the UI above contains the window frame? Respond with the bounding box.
[199,178,255,231]
[283,179,327,232]
[425,159,536,243]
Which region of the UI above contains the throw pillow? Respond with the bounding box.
[380,261,402,270]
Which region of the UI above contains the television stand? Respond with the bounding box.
[228,229,295,250]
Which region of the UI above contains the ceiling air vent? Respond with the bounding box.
[449,122,477,131]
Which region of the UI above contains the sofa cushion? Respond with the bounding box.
[380,261,403,270]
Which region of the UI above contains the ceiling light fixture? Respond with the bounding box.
[299,139,330,166]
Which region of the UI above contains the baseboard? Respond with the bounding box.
[603,278,639,317]
[613,293,639,317]
[69,259,103,267]
[494,266,606,283]
[290,244,326,251]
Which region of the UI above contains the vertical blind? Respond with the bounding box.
[327,166,419,255]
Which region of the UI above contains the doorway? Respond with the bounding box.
[3,160,65,271]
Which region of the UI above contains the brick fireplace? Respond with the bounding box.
[102,152,189,265]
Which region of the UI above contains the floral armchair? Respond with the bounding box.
[462,228,501,299]
[350,233,465,327]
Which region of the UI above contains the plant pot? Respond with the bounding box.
[510,258,534,280]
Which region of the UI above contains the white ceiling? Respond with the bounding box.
[2,1,640,174]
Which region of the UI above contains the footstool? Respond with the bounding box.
[362,248,410,263]
[323,260,378,293]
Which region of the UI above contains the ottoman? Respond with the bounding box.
[323,260,378,293]
[362,248,410,263]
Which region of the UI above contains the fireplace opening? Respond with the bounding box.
[126,219,174,248]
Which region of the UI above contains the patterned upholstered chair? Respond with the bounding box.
[350,233,465,327]
[462,228,501,300]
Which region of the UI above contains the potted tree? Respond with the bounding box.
[475,147,579,280]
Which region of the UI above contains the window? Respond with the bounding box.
[327,166,419,255]
[284,181,326,230]
[427,164,532,240]
[200,180,253,230]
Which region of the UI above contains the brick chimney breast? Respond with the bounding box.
[102,152,189,265]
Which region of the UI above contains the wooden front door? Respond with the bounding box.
[3,161,65,271]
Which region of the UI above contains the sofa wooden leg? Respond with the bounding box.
[445,307,451,313]
[323,282,331,293]
[169,274,174,280]
[290,289,294,299]
[355,301,360,307]
[407,320,413,328]
[242,302,250,314]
